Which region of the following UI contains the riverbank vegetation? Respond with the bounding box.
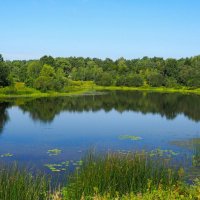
[1,54,200,98]
[0,164,51,200]
[1,151,200,200]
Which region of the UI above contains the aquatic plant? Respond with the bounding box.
[119,135,142,141]
[44,164,63,172]
[1,153,13,157]
[47,149,62,156]
[171,138,200,150]
[44,160,83,172]
[149,149,179,158]
[0,164,51,200]
[63,151,182,199]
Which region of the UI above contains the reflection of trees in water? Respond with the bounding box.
[18,91,200,123]
[0,102,10,134]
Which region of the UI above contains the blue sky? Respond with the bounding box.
[1,0,200,60]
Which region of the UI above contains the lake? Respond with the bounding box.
[0,91,200,179]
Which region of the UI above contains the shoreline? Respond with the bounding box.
[0,85,200,99]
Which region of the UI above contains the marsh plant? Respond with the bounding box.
[63,151,184,199]
[0,164,51,200]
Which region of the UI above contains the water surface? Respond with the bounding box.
[0,91,200,178]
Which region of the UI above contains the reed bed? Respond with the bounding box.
[64,151,183,199]
[0,164,51,200]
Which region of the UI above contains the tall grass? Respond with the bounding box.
[63,151,184,199]
[0,164,51,200]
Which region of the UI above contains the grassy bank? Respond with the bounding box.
[94,85,200,95]
[0,82,95,99]
[1,152,200,200]
[1,82,200,99]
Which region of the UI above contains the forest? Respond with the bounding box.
[0,54,200,92]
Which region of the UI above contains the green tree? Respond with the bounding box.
[34,64,56,92]
[147,71,164,87]
[55,58,72,75]
[117,58,128,73]
[126,74,144,87]
[40,55,55,66]
[96,72,113,86]
[54,68,68,91]
[40,64,56,77]
[27,61,42,79]
[34,76,53,92]
[164,77,178,88]
[0,55,10,87]
[164,59,178,78]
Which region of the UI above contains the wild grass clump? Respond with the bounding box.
[0,164,51,200]
[63,151,183,199]
[81,179,200,200]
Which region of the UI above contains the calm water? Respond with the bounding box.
[0,91,200,178]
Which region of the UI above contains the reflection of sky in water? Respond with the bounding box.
[0,92,200,175]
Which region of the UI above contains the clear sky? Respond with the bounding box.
[1,0,200,60]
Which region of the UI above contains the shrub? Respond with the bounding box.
[126,74,144,87]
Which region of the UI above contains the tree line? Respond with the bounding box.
[0,54,200,91]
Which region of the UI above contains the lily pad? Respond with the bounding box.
[44,160,84,172]
[1,153,13,158]
[149,149,179,158]
[47,149,62,156]
[119,135,142,141]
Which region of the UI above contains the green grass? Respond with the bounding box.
[63,151,184,199]
[94,85,200,95]
[0,152,200,200]
[0,82,93,99]
[1,81,200,99]
[0,164,51,200]
[82,180,200,200]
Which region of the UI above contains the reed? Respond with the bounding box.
[0,164,51,200]
[63,151,183,199]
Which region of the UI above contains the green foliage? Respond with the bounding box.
[0,58,10,87]
[34,76,54,92]
[80,180,200,200]
[40,64,56,77]
[40,55,55,66]
[1,54,200,91]
[96,72,113,86]
[0,164,51,200]
[147,71,164,87]
[126,74,144,87]
[27,61,42,81]
[164,77,178,88]
[164,58,178,78]
[33,64,67,92]
[64,151,182,199]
